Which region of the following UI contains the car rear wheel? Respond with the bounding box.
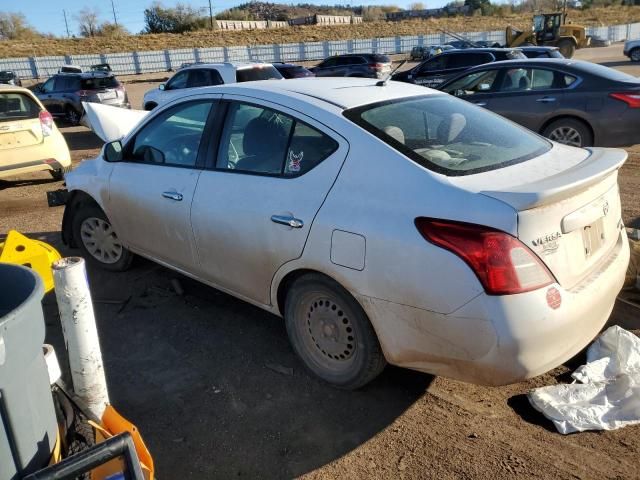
[72,204,133,271]
[543,118,592,148]
[65,106,81,126]
[284,273,386,389]
[49,165,72,181]
[631,48,640,62]
[557,39,576,59]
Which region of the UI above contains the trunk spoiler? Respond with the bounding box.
[480,148,627,211]
[82,102,149,143]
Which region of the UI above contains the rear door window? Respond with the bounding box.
[166,70,189,90]
[443,69,500,95]
[0,92,40,122]
[499,68,555,91]
[235,66,283,82]
[418,55,448,73]
[448,53,494,69]
[187,69,223,87]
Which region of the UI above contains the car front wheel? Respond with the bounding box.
[542,118,592,148]
[284,273,386,389]
[72,204,133,271]
[631,48,640,62]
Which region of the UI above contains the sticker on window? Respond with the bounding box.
[288,150,303,173]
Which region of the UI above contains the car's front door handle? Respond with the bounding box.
[536,97,556,103]
[474,101,487,106]
[271,215,304,228]
[162,191,183,201]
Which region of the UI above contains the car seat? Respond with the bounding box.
[236,117,289,173]
[436,113,466,144]
[383,125,405,144]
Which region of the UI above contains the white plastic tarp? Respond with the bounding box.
[82,102,149,143]
[528,326,640,434]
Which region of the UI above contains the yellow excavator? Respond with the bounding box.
[506,12,590,58]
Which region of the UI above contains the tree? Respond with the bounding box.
[143,2,206,34]
[97,22,129,36]
[409,2,426,10]
[76,7,100,37]
[0,12,40,40]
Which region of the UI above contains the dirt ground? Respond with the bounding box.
[1,46,640,479]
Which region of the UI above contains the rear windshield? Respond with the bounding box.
[236,66,283,82]
[81,76,119,90]
[575,61,640,83]
[343,95,551,176]
[372,54,391,64]
[0,71,15,80]
[0,92,41,122]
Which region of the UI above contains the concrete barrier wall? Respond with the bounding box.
[1,22,637,80]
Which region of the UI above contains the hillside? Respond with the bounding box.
[1,6,639,58]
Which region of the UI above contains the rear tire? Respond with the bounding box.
[542,118,593,147]
[557,39,576,58]
[72,204,133,271]
[284,273,386,389]
[65,106,81,126]
[49,165,72,181]
[631,48,640,63]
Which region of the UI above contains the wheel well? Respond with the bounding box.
[539,115,594,142]
[276,269,347,316]
[62,191,101,248]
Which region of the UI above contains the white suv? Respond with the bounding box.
[142,62,283,110]
[623,39,640,62]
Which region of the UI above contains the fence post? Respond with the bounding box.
[323,41,330,59]
[29,57,40,79]
[100,53,107,65]
[627,23,632,41]
[132,51,141,74]
[347,39,354,54]
[274,44,282,62]
[298,42,305,61]
[164,49,172,71]
[64,54,72,65]
[395,36,402,54]
[418,35,424,47]
[372,37,378,54]
[223,46,230,62]
[194,48,201,63]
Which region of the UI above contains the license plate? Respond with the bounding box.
[99,91,116,100]
[582,218,605,258]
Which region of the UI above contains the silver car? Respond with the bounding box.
[61,78,628,389]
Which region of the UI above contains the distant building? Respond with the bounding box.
[386,5,470,21]
[288,14,363,26]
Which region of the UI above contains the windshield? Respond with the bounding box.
[0,92,41,122]
[343,95,551,176]
[236,66,283,82]
[81,76,119,90]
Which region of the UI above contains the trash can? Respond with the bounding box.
[0,263,57,480]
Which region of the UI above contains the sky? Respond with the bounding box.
[14,0,452,37]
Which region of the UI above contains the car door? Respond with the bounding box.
[107,98,219,271]
[314,58,338,77]
[473,67,565,131]
[409,55,449,87]
[37,77,60,113]
[190,97,348,305]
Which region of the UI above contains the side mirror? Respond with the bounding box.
[159,83,165,91]
[104,140,123,163]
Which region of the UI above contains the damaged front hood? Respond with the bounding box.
[82,102,149,143]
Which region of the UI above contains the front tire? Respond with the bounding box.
[557,39,576,58]
[284,274,386,389]
[631,48,640,63]
[542,118,592,147]
[72,204,133,271]
[65,106,81,126]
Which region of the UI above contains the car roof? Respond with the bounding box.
[181,62,273,71]
[54,71,114,79]
[440,48,520,55]
[167,77,438,110]
[518,46,560,51]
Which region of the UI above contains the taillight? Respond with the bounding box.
[610,92,640,108]
[369,63,385,70]
[415,218,554,295]
[39,110,53,137]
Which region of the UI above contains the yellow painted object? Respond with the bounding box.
[89,405,155,480]
[0,230,61,292]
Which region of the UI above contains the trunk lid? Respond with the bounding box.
[450,144,627,289]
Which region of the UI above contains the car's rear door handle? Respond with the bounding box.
[162,191,183,201]
[536,97,556,103]
[271,215,304,228]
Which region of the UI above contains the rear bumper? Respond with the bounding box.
[357,227,629,386]
[594,109,640,147]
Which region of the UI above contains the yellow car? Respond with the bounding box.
[0,85,71,180]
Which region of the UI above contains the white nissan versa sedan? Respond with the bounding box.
[58,78,629,389]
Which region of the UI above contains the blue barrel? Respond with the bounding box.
[0,263,57,480]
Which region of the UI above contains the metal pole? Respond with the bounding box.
[52,257,109,419]
[63,10,71,38]
[209,0,214,29]
[111,0,119,27]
